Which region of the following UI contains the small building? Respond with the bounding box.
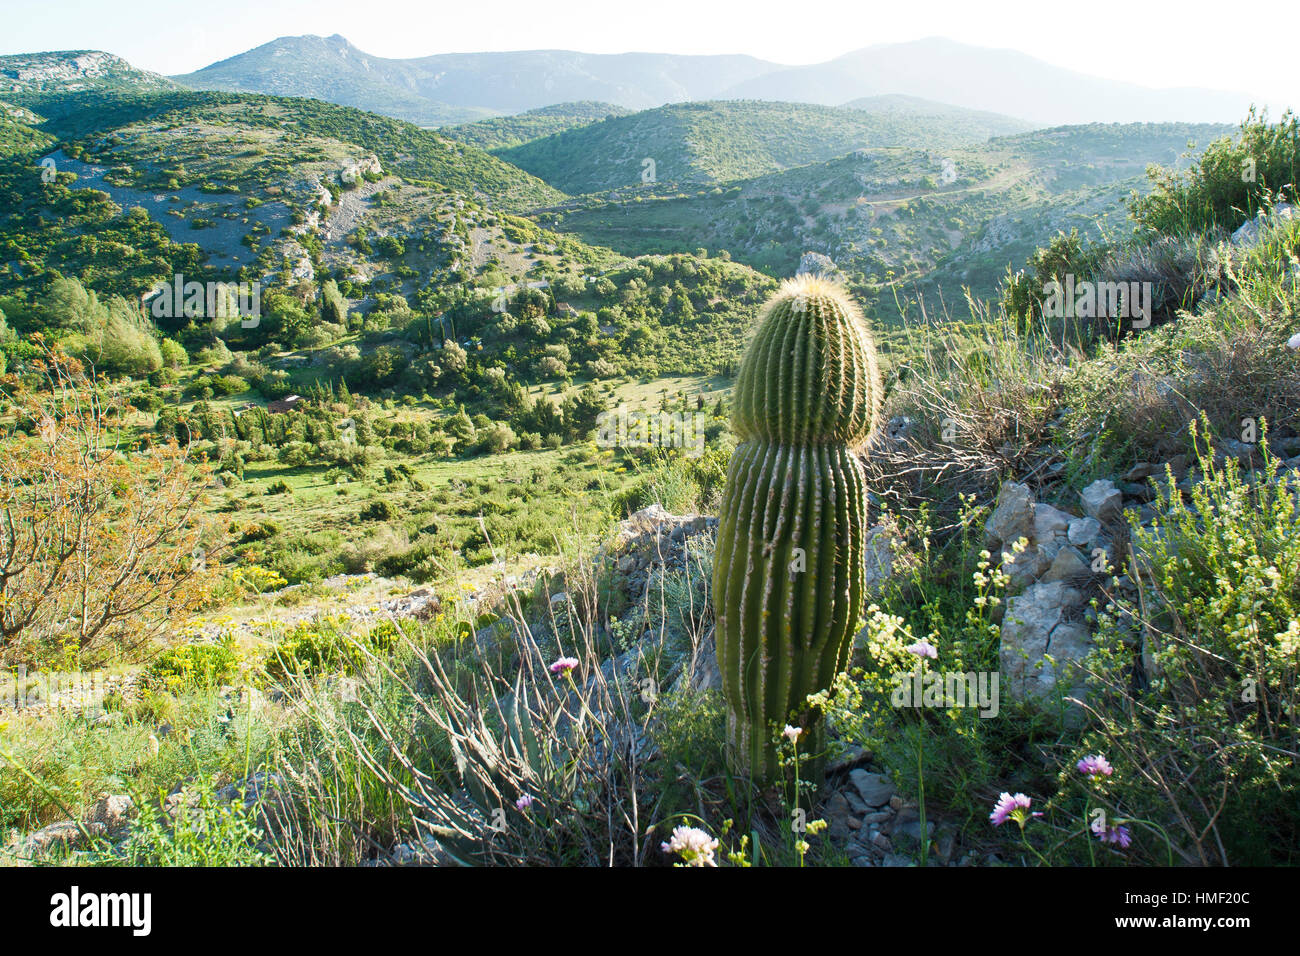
[268,394,305,414]
[555,302,579,316]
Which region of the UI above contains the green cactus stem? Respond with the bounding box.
[712,275,882,786]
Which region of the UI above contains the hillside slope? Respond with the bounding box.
[9,90,566,213]
[498,99,1039,194]
[0,50,177,97]
[171,34,488,127]
[445,101,634,151]
[537,121,1234,300]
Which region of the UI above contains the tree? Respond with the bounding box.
[320,279,347,326]
[444,406,476,453]
[159,338,189,368]
[39,276,106,333]
[562,385,607,441]
[94,297,163,375]
[0,344,220,665]
[439,339,468,378]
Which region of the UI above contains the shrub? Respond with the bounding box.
[1132,108,1300,236]
[480,422,516,454]
[263,618,399,683]
[159,338,189,368]
[359,499,395,521]
[146,636,242,691]
[90,781,273,867]
[1082,419,1300,865]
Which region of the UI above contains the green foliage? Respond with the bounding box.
[499,99,1030,194]
[1132,108,1300,235]
[359,499,395,521]
[1084,421,1300,864]
[263,618,399,683]
[159,337,189,368]
[320,279,346,326]
[446,101,634,151]
[650,688,728,808]
[91,782,273,867]
[146,637,243,691]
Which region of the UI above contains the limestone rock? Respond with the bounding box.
[1000,580,1091,706]
[864,524,895,593]
[795,251,838,277]
[1067,516,1102,548]
[1231,203,1295,248]
[1080,479,1123,523]
[985,481,1035,547]
[1032,502,1073,540]
[849,769,896,808]
[1042,545,1090,583]
[88,794,134,834]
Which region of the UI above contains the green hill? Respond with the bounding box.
[0,101,54,157]
[535,121,1234,303]
[497,99,1040,194]
[840,94,1034,137]
[0,86,778,379]
[446,102,634,151]
[8,89,565,213]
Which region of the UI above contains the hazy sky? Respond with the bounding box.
[2,0,1296,109]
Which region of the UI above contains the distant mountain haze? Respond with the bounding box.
[168,34,1258,126]
[171,35,775,125]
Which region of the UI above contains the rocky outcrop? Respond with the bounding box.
[1231,203,1295,248]
[1080,479,1123,523]
[610,504,716,607]
[984,481,1035,546]
[795,251,839,277]
[983,479,1119,716]
[339,155,383,186]
[7,792,135,862]
[1000,579,1091,706]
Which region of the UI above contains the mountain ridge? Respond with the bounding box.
[166,34,1260,126]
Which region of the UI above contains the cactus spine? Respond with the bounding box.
[712,275,881,786]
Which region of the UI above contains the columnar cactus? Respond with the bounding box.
[712,275,882,786]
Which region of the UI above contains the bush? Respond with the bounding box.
[1132,108,1300,236]
[146,637,242,691]
[240,521,279,542]
[480,422,516,454]
[159,338,189,368]
[360,499,395,521]
[1083,419,1300,865]
[263,618,399,682]
[90,781,273,867]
